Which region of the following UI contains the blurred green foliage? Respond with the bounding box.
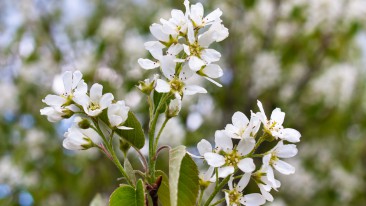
[1,0,366,205]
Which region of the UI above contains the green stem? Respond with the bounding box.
[148,93,171,182]
[210,198,225,206]
[203,175,231,206]
[198,188,205,206]
[153,117,170,153]
[92,119,133,185]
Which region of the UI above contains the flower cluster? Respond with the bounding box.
[138,0,229,100]
[40,71,132,150]
[197,100,301,206]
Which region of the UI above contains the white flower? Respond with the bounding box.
[155,63,207,98]
[138,43,183,70]
[184,22,224,71]
[263,141,298,186]
[74,83,114,117]
[199,166,215,187]
[200,130,256,178]
[42,71,87,107]
[166,98,182,118]
[225,111,261,139]
[108,101,132,130]
[225,174,266,206]
[252,166,282,202]
[63,119,102,150]
[160,9,189,36]
[40,105,79,122]
[257,100,301,143]
[184,0,223,28]
[41,71,87,121]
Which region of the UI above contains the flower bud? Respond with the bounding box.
[61,109,74,119]
[78,118,91,129]
[119,138,131,156]
[137,75,159,95]
[166,98,181,118]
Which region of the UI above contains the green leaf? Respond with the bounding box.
[156,170,171,206]
[169,146,199,206]
[153,91,167,114]
[124,158,136,186]
[109,179,145,206]
[115,111,145,149]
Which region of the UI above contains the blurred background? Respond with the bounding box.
[1,0,366,205]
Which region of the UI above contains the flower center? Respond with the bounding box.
[170,78,185,93]
[224,150,240,167]
[269,154,279,165]
[227,189,242,205]
[89,102,100,111]
[189,42,202,57]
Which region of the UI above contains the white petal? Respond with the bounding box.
[215,130,232,152]
[189,56,205,71]
[224,124,240,138]
[263,154,271,167]
[256,100,267,123]
[238,158,255,173]
[204,153,225,167]
[117,126,134,130]
[265,166,277,188]
[160,56,176,79]
[201,49,221,63]
[232,111,249,130]
[72,71,83,90]
[150,23,169,42]
[276,143,298,158]
[43,95,66,106]
[237,172,251,192]
[203,76,222,87]
[155,79,171,93]
[271,108,285,125]
[204,8,222,23]
[63,137,83,150]
[90,83,103,103]
[273,160,295,175]
[197,139,212,156]
[82,128,102,144]
[237,138,255,156]
[187,22,195,44]
[110,115,123,127]
[73,93,89,108]
[183,85,207,95]
[258,184,274,202]
[145,41,164,59]
[62,71,72,94]
[167,43,183,56]
[241,193,266,206]
[281,128,301,143]
[99,93,114,109]
[183,44,191,55]
[179,63,194,81]
[202,64,223,78]
[138,58,160,70]
[40,107,63,122]
[210,22,229,42]
[203,166,215,182]
[75,81,88,95]
[218,166,234,178]
[190,3,204,25]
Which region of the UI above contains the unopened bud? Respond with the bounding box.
[61,109,74,119]
[166,98,181,118]
[137,74,159,95]
[119,138,131,156]
[78,118,91,129]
